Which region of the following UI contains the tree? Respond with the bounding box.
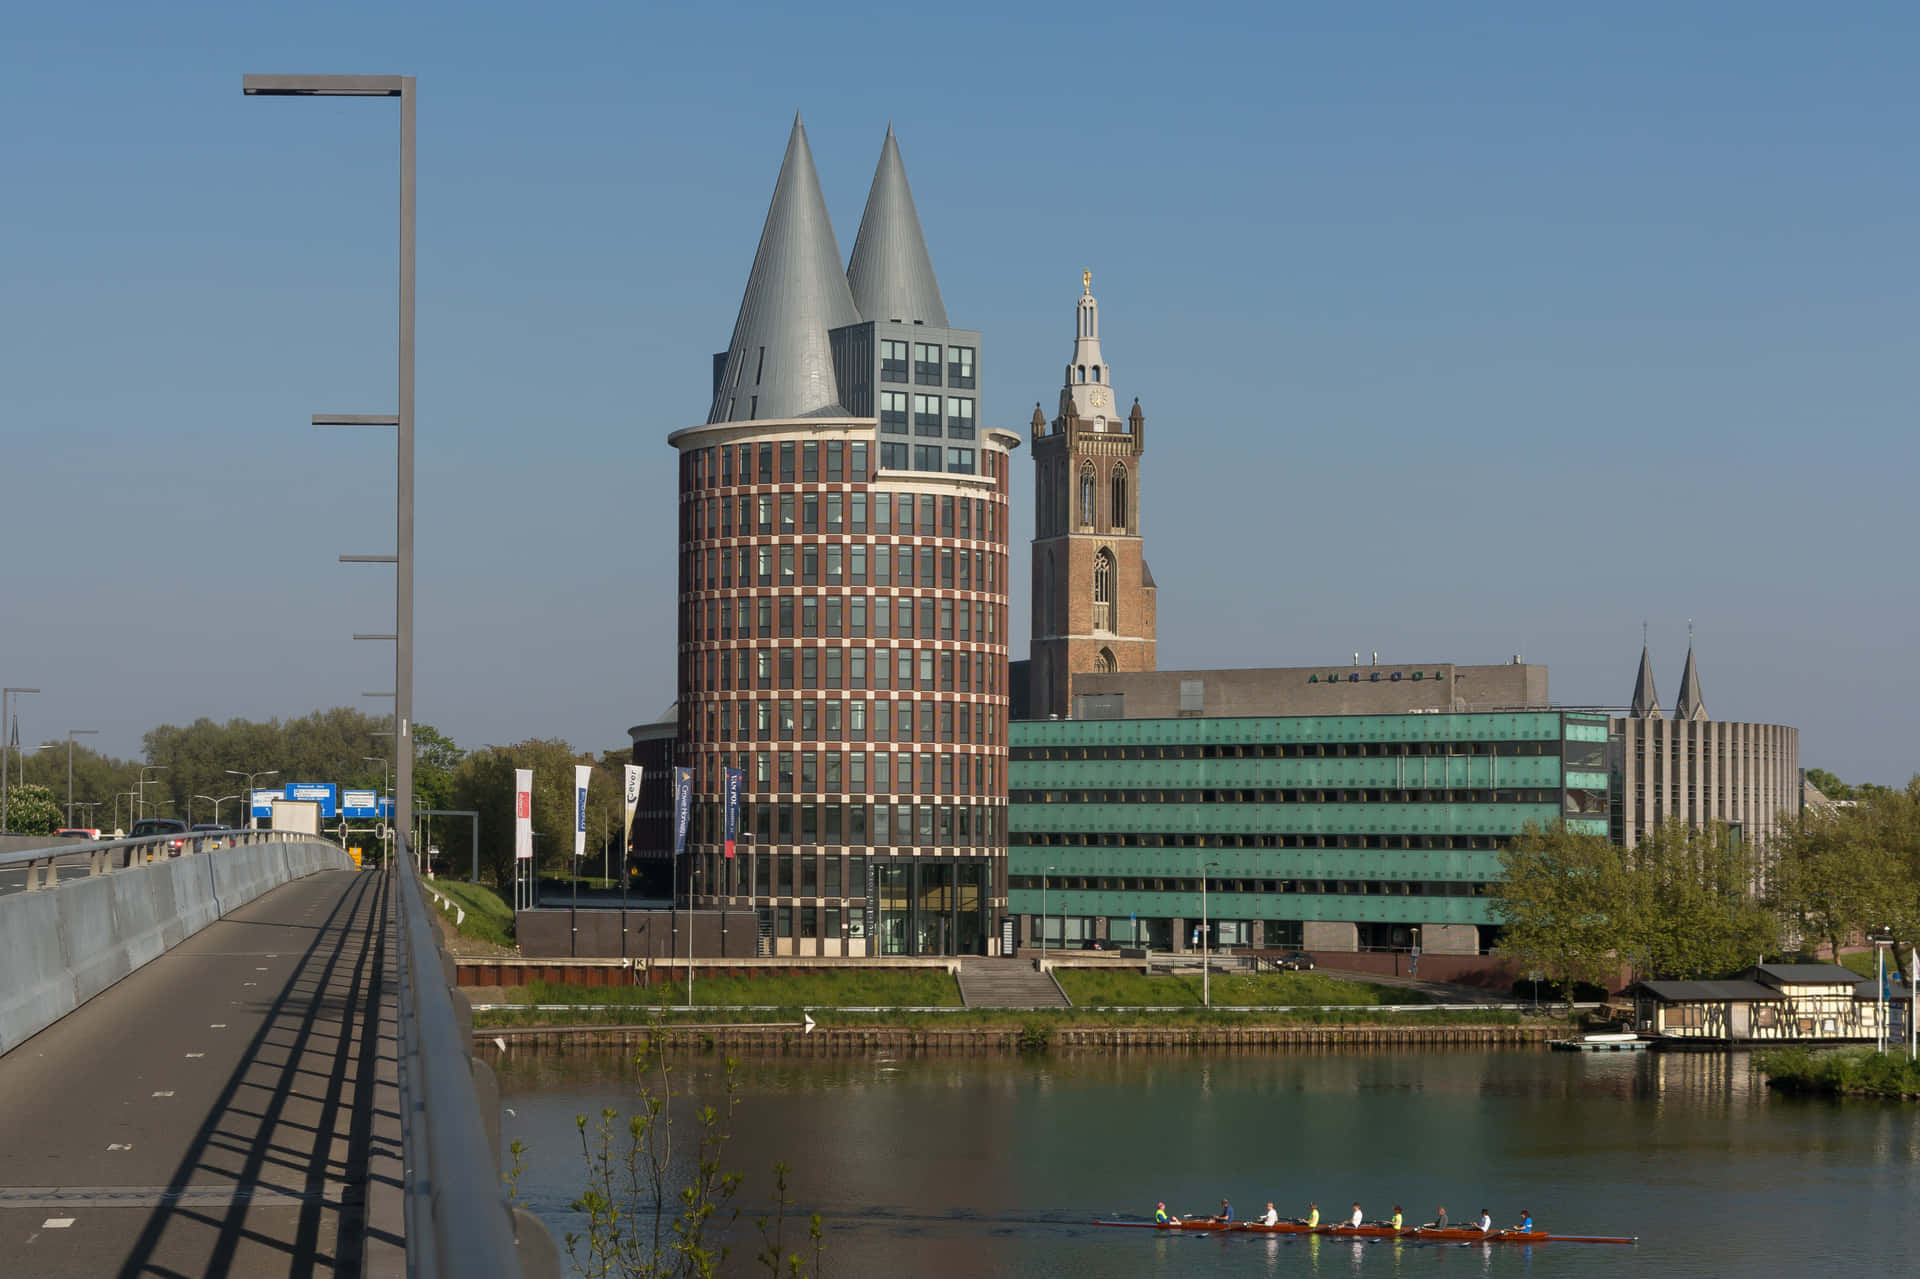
[1769,806,1880,962]
[1623,820,1778,980]
[3,783,62,836]
[1493,822,1631,1004]
[412,723,466,815]
[1804,768,1854,801]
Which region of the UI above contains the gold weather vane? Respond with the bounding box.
[1083,270,1091,292]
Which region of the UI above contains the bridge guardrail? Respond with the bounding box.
[391,837,558,1279]
[0,828,310,890]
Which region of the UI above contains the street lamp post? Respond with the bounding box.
[1,687,41,831]
[43,730,99,826]
[364,757,391,864]
[1199,859,1220,1008]
[1041,865,1056,963]
[244,74,416,863]
[209,794,240,827]
[225,769,279,831]
[138,766,169,821]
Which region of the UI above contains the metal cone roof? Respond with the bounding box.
[845,126,949,328]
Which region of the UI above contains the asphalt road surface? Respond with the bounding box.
[0,869,402,1277]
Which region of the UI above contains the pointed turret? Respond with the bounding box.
[845,126,949,328]
[1674,645,1708,721]
[1059,272,1119,427]
[708,115,861,424]
[1630,645,1662,719]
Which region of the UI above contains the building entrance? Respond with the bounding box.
[877,859,990,956]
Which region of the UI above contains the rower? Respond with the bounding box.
[1477,1208,1493,1234]
[1426,1206,1449,1229]
[1348,1202,1364,1229]
[1299,1202,1320,1228]
[1258,1202,1279,1227]
[1213,1198,1233,1224]
[1513,1210,1533,1233]
[1154,1202,1171,1225]
[1390,1205,1404,1232]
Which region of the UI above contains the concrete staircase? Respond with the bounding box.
[957,957,1073,1009]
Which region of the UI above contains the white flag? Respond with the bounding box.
[513,769,533,861]
[622,764,642,848]
[573,765,592,858]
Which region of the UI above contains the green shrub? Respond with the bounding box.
[428,879,515,947]
[1756,1046,1920,1098]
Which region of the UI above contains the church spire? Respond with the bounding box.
[845,125,948,328]
[1059,271,1118,426]
[1674,636,1708,721]
[1630,643,1662,719]
[708,115,860,424]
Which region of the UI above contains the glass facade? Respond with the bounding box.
[1007,711,1614,953]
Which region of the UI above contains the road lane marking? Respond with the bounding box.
[152,1091,174,1098]
[42,1218,74,1229]
[107,1144,132,1152]
[185,1053,204,1059]
[210,1023,226,1029]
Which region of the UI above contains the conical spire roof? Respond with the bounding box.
[845,126,948,328]
[1674,645,1708,721]
[708,116,861,424]
[1630,645,1662,719]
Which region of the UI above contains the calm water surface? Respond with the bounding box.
[498,1047,1919,1277]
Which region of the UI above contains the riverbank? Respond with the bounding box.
[472,1006,1568,1053]
[1755,1046,1920,1099]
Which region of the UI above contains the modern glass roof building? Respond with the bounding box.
[1007,703,1613,954]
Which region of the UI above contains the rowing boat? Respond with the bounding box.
[1089,1219,1636,1244]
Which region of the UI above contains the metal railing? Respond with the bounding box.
[391,836,558,1279]
[0,827,312,889]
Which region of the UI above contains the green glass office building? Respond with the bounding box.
[1007,708,1612,954]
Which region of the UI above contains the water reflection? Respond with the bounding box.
[499,1046,1920,1277]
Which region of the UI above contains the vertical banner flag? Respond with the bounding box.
[670,766,693,859]
[573,765,591,858]
[513,769,533,861]
[722,767,743,859]
[622,765,642,849]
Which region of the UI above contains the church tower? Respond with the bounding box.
[1028,273,1156,719]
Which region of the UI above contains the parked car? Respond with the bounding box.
[129,818,188,855]
[190,822,226,848]
[1276,950,1316,972]
[53,827,102,841]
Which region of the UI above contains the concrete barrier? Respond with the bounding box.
[0,838,352,1056]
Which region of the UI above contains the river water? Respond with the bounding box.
[498,1046,1919,1277]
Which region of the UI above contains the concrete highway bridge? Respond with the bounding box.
[0,831,558,1278]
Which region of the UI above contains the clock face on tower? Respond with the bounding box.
[1089,389,1108,408]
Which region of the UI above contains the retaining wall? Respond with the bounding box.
[0,838,352,1056]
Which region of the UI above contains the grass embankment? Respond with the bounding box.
[1756,1047,1920,1100]
[1055,968,1429,1007]
[499,970,964,1009]
[427,879,516,947]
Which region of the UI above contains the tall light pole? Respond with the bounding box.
[45,730,99,826]
[1,686,41,832]
[209,793,241,827]
[1200,859,1220,1008]
[244,74,416,864]
[1041,865,1055,962]
[225,768,278,830]
[138,765,169,820]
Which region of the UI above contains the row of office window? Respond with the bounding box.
[880,340,975,389]
[683,744,1005,796]
[1017,832,1517,851]
[686,440,871,489]
[682,593,1006,646]
[685,488,1001,543]
[687,540,1003,594]
[1009,875,1491,898]
[1010,740,1564,761]
[1013,788,1562,806]
[692,697,1004,748]
[689,647,1003,699]
[878,392,976,440]
[682,800,1006,850]
[878,442,976,474]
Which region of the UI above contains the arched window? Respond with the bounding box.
[1092,365,1101,382]
[1093,547,1115,632]
[1095,647,1116,674]
[1111,464,1128,531]
[1078,463,1095,529]
[1077,365,1086,383]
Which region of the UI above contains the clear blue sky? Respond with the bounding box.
[3,2,1914,784]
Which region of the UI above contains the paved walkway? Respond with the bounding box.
[0,869,402,1278]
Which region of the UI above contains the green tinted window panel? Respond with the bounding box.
[1564,818,1609,836]
[1565,721,1610,742]
[1007,888,1498,927]
[1011,711,1568,751]
[1564,770,1610,789]
[1011,801,1563,836]
[1007,846,1511,882]
[1012,756,1568,791]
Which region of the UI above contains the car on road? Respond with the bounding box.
[190,822,226,848]
[1275,950,1316,971]
[53,828,102,841]
[129,818,189,855]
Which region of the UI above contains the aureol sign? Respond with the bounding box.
[341,789,393,820]
[254,783,338,819]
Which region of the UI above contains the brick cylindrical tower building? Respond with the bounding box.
[666,119,1015,956]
